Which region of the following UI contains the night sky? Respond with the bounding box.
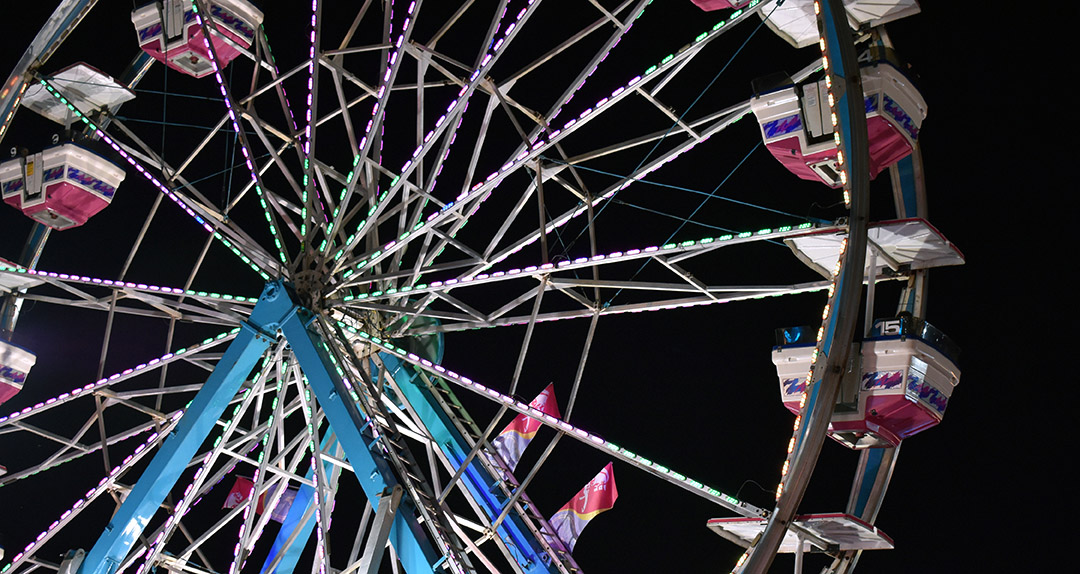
[0,1,1059,572]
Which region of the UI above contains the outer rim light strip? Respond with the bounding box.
[0,328,241,426]
[342,323,765,519]
[774,0,851,502]
[191,0,290,267]
[35,79,271,280]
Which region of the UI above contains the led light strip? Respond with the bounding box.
[730,4,857,571]
[0,82,29,142]
[0,411,183,574]
[242,368,290,555]
[329,0,537,276]
[226,400,267,574]
[545,0,656,126]
[0,420,165,486]
[334,2,763,282]
[191,0,290,267]
[341,323,765,518]
[322,0,419,258]
[291,371,340,574]
[298,0,322,245]
[34,79,271,280]
[814,1,851,205]
[337,223,816,304]
[0,328,240,426]
[119,442,260,574]
[0,263,258,305]
[136,357,273,574]
[775,0,851,504]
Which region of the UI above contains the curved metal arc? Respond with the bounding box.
[0,0,99,144]
[735,0,872,571]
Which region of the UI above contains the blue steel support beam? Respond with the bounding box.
[736,0,871,571]
[75,280,441,574]
[260,436,338,574]
[381,354,560,573]
[77,281,295,574]
[277,294,439,574]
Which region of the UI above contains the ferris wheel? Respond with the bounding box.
[0,1,963,574]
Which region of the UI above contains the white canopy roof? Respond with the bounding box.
[759,0,922,48]
[708,513,895,552]
[786,218,965,279]
[21,62,135,125]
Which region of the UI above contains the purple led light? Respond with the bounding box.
[3,415,176,572]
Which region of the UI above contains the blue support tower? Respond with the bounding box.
[380,353,561,573]
[75,281,440,574]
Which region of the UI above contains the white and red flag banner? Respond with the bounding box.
[223,476,255,510]
[491,383,560,471]
[223,476,299,523]
[548,462,618,552]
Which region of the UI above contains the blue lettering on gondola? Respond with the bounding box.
[2,179,23,195]
[0,365,27,385]
[43,166,64,182]
[883,94,919,140]
[138,23,163,42]
[782,377,806,396]
[210,4,256,40]
[906,373,947,414]
[864,94,878,114]
[763,113,801,139]
[67,167,117,199]
[862,370,902,390]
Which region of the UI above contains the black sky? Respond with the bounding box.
[0,1,1063,572]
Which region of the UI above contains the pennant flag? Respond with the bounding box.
[548,462,618,552]
[491,383,560,471]
[223,476,299,523]
[223,476,254,510]
[260,483,299,523]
